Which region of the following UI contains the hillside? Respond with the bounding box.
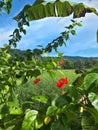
[64,56,98,60]
[9,49,98,60]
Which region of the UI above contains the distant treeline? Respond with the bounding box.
[9,49,98,69]
[42,56,98,70]
[61,56,98,69]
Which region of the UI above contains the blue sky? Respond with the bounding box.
[0,0,98,57]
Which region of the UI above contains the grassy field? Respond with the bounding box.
[17,69,79,103]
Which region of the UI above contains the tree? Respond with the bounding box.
[84,58,98,69]
[62,59,74,69]
[74,59,84,70]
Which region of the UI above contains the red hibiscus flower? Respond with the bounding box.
[56,77,68,88]
[34,78,41,84]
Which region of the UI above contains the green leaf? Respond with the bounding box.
[73,74,85,87]
[57,70,65,76]
[14,0,98,22]
[84,73,98,91]
[22,101,34,109]
[61,115,68,128]
[67,85,80,100]
[76,22,82,26]
[57,52,63,57]
[1,104,9,115]
[46,64,54,69]
[52,61,57,68]
[56,1,73,17]
[32,95,49,104]
[73,3,86,18]
[51,119,69,130]
[88,92,98,111]
[8,100,22,115]
[22,109,38,130]
[52,95,70,107]
[71,30,76,35]
[4,0,12,2]
[16,78,23,86]
[33,69,41,77]
[9,107,22,115]
[35,119,43,129]
[47,70,55,79]
[4,114,20,129]
[85,107,98,123]
[65,110,77,122]
[46,106,60,116]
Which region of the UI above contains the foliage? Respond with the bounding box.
[8,49,98,70]
[62,57,98,69]
[0,0,98,130]
[0,0,12,14]
[1,46,98,130]
[14,0,98,21]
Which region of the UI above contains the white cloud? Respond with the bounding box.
[0,28,13,46]
[84,0,98,10]
[18,17,73,50]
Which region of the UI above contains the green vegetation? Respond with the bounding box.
[62,57,98,69]
[0,0,98,130]
[17,70,78,104]
[8,48,98,69]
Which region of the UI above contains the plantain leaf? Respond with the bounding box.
[14,0,98,22]
[55,0,73,17]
